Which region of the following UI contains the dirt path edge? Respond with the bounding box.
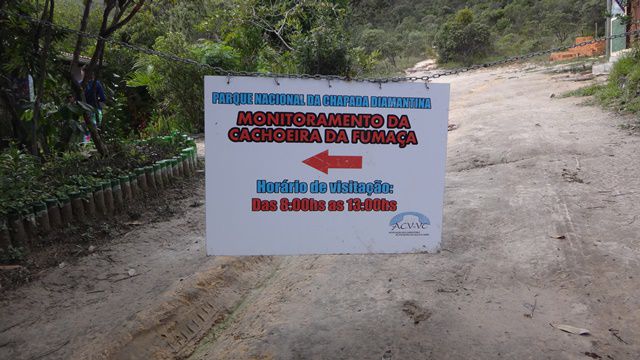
[74,256,279,360]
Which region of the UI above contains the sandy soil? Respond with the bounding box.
[1,65,640,360]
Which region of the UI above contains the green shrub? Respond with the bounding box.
[434,9,492,65]
[142,113,194,138]
[566,47,640,119]
[294,25,352,75]
[0,246,27,264]
[609,56,638,85]
[562,84,604,98]
[0,134,191,217]
[0,147,47,216]
[599,49,640,110]
[128,33,208,133]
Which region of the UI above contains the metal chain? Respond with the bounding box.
[3,8,639,83]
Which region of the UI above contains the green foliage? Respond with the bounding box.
[561,83,605,98]
[350,0,606,70]
[54,0,105,50]
[141,113,190,138]
[454,8,474,25]
[193,42,242,70]
[0,0,611,147]
[610,56,639,84]
[0,146,46,216]
[128,33,228,132]
[564,48,640,128]
[294,25,352,75]
[130,33,200,124]
[0,246,27,264]
[359,28,403,67]
[124,0,377,131]
[600,50,640,112]
[434,9,491,65]
[0,134,190,217]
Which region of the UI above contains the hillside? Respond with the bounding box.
[350,0,606,72]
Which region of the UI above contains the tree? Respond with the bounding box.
[434,8,492,64]
[359,28,402,66]
[0,1,37,150]
[68,0,146,157]
[128,33,241,132]
[235,0,355,75]
[0,0,67,154]
[294,23,353,75]
[31,0,55,156]
[544,12,576,43]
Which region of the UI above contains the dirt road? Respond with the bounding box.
[1,65,639,360]
[188,67,640,359]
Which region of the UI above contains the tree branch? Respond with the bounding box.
[104,0,145,37]
[71,0,92,67]
[246,4,297,51]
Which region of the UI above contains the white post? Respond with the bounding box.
[606,0,612,61]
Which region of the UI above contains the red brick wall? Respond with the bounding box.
[549,37,605,61]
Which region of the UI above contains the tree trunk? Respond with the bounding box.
[31,0,55,156]
[69,0,109,157]
[72,0,93,65]
[68,0,146,157]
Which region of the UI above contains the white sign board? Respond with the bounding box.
[205,76,449,255]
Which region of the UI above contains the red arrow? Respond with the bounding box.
[303,150,363,174]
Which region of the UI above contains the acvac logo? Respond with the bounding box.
[389,212,430,237]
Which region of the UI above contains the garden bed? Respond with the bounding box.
[0,133,199,264]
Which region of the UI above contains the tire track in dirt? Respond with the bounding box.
[76,256,280,360]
